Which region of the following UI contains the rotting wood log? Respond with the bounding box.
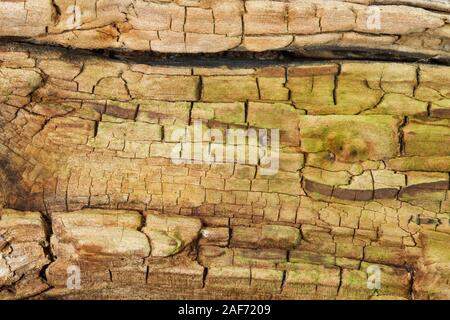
[0,0,449,300]
[1,0,450,61]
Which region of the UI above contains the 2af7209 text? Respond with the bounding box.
[222,304,271,315]
[178,304,271,317]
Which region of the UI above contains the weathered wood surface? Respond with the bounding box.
[0,0,449,59]
[0,42,449,299]
[0,0,449,300]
